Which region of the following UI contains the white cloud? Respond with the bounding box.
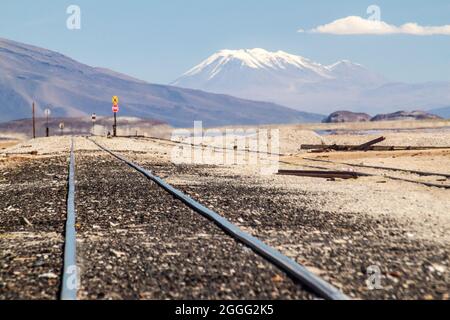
[299,16,450,36]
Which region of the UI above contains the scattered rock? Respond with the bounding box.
[39,272,58,279]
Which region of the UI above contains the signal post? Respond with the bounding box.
[112,96,119,137]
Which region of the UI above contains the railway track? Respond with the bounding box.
[57,137,348,300]
[123,135,285,157]
[60,137,78,300]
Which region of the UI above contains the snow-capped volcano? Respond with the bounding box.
[181,48,333,81]
[172,48,450,115]
[173,48,386,84]
[172,48,388,112]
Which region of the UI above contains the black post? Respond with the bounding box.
[113,113,117,137]
[46,114,49,137]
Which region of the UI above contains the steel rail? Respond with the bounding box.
[277,169,371,179]
[60,137,78,300]
[125,135,286,157]
[88,138,349,300]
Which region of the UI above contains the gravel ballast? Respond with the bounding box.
[75,149,315,300]
[0,156,68,299]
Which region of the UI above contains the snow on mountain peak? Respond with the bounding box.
[171,47,399,114]
[179,48,332,81]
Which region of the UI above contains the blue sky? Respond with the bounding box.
[1,0,449,84]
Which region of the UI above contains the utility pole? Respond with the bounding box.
[32,102,36,139]
[45,108,51,137]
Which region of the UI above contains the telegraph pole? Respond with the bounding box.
[32,102,36,139]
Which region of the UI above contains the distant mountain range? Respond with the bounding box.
[172,48,450,116]
[0,38,323,127]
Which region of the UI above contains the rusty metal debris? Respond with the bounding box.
[301,137,450,152]
[303,145,450,152]
[355,136,386,151]
[301,136,385,152]
[277,169,370,180]
[4,151,38,156]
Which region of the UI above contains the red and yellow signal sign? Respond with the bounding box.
[112,96,119,113]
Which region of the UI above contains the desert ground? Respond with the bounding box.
[0,120,449,300]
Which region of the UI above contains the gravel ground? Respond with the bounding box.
[0,156,68,299]
[75,147,315,300]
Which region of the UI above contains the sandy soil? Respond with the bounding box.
[0,141,20,150]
